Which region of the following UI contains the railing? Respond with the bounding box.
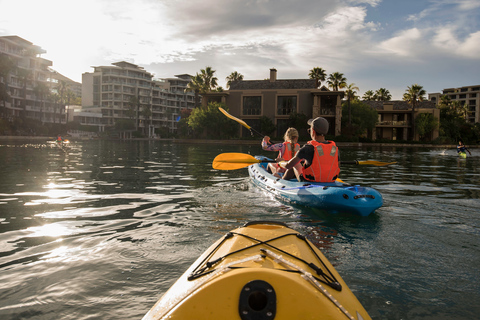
[320,108,336,115]
[377,121,409,126]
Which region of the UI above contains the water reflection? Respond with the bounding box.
[0,140,479,319]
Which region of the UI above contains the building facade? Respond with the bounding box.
[203,69,345,137]
[80,61,195,136]
[0,36,74,125]
[363,101,440,141]
[429,85,480,123]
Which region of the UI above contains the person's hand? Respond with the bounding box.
[263,136,271,144]
[275,156,284,162]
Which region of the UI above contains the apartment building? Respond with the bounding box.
[0,35,71,124]
[81,61,195,136]
[429,85,480,123]
[202,68,345,138]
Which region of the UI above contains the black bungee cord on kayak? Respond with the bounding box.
[187,228,342,291]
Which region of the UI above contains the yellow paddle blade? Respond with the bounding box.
[357,160,397,166]
[218,107,252,130]
[212,153,262,170]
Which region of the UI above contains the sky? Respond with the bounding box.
[1,0,479,100]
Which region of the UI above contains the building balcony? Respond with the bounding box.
[377,120,409,127]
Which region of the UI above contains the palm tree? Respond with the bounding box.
[345,83,359,124]
[375,88,392,101]
[403,84,426,140]
[327,72,347,91]
[185,73,204,108]
[33,82,50,124]
[17,68,31,118]
[451,100,469,120]
[55,80,69,124]
[0,54,15,118]
[226,71,244,89]
[308,67,327,88]
[362,90,376,101]
[200,66,218,92]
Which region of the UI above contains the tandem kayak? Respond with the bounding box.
[142,221,371,320]
[248,156,383,216]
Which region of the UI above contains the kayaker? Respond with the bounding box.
[457,139,471,156]
[56,134,63,143]
[281,117,340,182]
[261,127,300,178]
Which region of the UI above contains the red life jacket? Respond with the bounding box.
[281,141,300,161]
[302,140,340,182]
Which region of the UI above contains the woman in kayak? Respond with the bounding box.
[261,127,300,178]
[281,117,340,182]
[457,139,471,156]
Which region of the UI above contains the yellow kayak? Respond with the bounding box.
[142,221,371,320]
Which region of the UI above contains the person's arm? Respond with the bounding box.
[262,137,284,152]
[283,154,302,169]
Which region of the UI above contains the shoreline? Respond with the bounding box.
[0,135,475,149]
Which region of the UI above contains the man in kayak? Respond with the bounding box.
[281,117,340,182]
[261,127,300,178]
[457,139,471,156]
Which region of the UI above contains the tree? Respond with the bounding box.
[259,116,276,136]
[185,73,204,108]
[33,82,50,124]
[0,54,15,118]
[341,101,378,138]
[141,104,152,135]
[345,83,359,124]
[362,90,375,101]
[403,84,426,140]
[308,67,327,88]
[415,113,438,141]
[200,66,218,92]
[187,102,238,138]
[375,88,392,101]
[226,71,244,89]
[327,72,347,91]
[438,95,474,143]
[126,96,138,120]
[17,68,31,118]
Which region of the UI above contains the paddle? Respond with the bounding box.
[212,153,396,170]
[218,107,264,138]
[213,153,279,170]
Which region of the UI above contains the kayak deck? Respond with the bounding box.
[247,157,383,216]
[143,221,371,320]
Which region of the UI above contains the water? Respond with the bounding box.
[0,140,479,320]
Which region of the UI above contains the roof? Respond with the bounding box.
[229,79,317,90]
[363,100,437,110]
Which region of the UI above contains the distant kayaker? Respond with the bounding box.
[281,117,340,182]
[56,134,63,143]
[457,140,471,156]
[261,127,300,178]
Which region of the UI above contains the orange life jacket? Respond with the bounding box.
[302,140,340,182]
[281,141,300,161]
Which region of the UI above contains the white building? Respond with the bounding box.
[81,61,195,136]
[0,35,79,125]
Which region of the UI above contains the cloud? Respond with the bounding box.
[378,28,422,57]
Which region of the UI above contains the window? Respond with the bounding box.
[243,96,261,115]
[277,96,297,115]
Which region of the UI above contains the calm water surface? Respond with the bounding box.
[0,140,479,320]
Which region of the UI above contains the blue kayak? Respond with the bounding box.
[248,156,383,216]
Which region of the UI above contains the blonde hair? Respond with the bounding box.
[284,127,299,142]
